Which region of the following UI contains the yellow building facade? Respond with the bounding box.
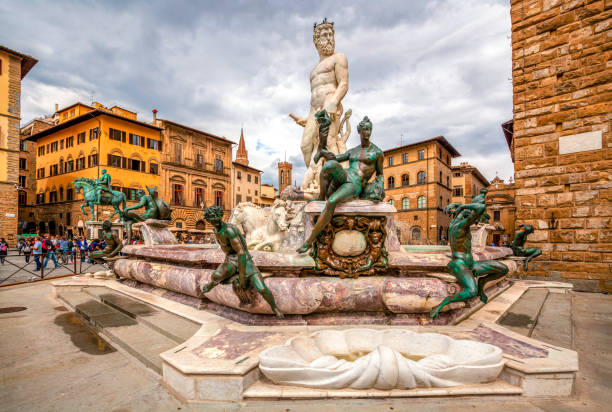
[27,102,162,236]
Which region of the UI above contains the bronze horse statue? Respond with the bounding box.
[73,177,126,222]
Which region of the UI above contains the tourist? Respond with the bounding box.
[42,235,59,269]
[17,238,25,255]
[32,236,43,271]
[20,239,32,263]
[0,238,8,264]
[78,237,88,262]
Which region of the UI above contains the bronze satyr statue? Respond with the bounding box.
[297,112,384,253]
[430,201,508,319]
[200,206,284,318]
[122,186,172,242]
[89,220,123,261]
[511,224,542,271]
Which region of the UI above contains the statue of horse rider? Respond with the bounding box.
[95,169,112,204]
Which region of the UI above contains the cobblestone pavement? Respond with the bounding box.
[0,253,105,285]
[0,281,610,411]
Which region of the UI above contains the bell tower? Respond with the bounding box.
[278,160,292,195]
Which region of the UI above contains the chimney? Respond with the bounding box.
[54,103,58,113]
[152,109,158,121]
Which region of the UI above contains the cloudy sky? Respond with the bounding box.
[3,0,514,188]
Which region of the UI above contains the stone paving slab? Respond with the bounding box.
[498,288,549,336]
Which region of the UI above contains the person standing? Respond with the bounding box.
[21,239,32,263]
[43,235,59,269]
[0,238,8,265]
[32,236,43,271]
[78,237,88,262]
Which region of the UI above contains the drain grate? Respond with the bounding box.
[0,306,27,313]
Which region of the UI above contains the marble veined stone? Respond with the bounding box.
[259,329,504,389]
[332,230,367,256]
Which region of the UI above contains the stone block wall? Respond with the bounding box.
[511,0,611,291]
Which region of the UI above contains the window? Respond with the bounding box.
[494,210,501,222]
[36,193,45,204]
[172,184,183,206]
[50,141,58,152]
[388,157,394,167]
[18,191,27,205]
[66,135,73,148]
[147,138,161,151]
[88,153,98,167]
[417,196,426,209]
[59,159,64,174]
[412,227,421,242]
[38,146,45,156]
[214,190,223,208]
[129,133,146,147]
[255,176,259,184]
[237,171,242,180]
[246,196,252,202]
[387,176,395,189]
[149,162,159,175]
[214,158,223,172]
[59,139,64,150]
[196,220,206,230]
[402,198,409,209]
[418,149,424,160]
[49,191,58,203]
[50,164,58,176]
[401,174,409,187]
[195,150,204,168]
[19,158,26,169]
[108,154,122,168]
[414,215,418,221]
[236,194,242,204]
[89,127,100,140]
[174,143,182,163]
[417,171,426,184]
[77,132,86,144]
[128,158,144,172]
[19,175,26,187]
[247,174,252,182]
[37,168,45,179]
[447,155,450,165]
[66,212,71,225]
[67,188,73,201]
[128,188,139,201]
[447,176,450,187]
[175,221,183,229]
[65,159,74,172]
[109,128,124,142]
[255,190,258,196]
[439,171,442,183]
[439,196,443,207]
[59,187,64,201]
[195,187,205,207]
[453,172,461,177]
[20,140,27,151]
[280,171,284,184]
[402,153,408,163]
[76,157,85,170]
[453,186,464,197]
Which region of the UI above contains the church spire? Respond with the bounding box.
[235,127,249,166]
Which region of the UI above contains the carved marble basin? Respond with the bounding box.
[259,329,504,389]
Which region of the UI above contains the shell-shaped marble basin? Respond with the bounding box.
[259,329,504,390]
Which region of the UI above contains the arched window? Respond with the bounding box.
[417,196,426,209]
[412,227,421,242]
[402,198,409,209]
[387,176,395,189]
[417,171,426,184]
[67,188,74,201]
[59,187,64,201]
[401,174,409,187]
[195,220,206,230]
[280,171,284,185]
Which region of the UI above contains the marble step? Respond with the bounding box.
[497,288,549,336]
[56,290,179,375]
[81,286,200,344]
[243,379,522,399]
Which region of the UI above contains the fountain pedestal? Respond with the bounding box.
[132,219,177,246]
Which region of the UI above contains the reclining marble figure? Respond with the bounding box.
[201,206,284,318]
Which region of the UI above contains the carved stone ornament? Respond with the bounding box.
[311,215,389,278]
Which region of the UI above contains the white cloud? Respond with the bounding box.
[4,0,513,187]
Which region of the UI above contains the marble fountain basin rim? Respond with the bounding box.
[259,328,504,390]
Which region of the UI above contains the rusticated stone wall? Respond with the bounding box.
[510,0,611,291]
